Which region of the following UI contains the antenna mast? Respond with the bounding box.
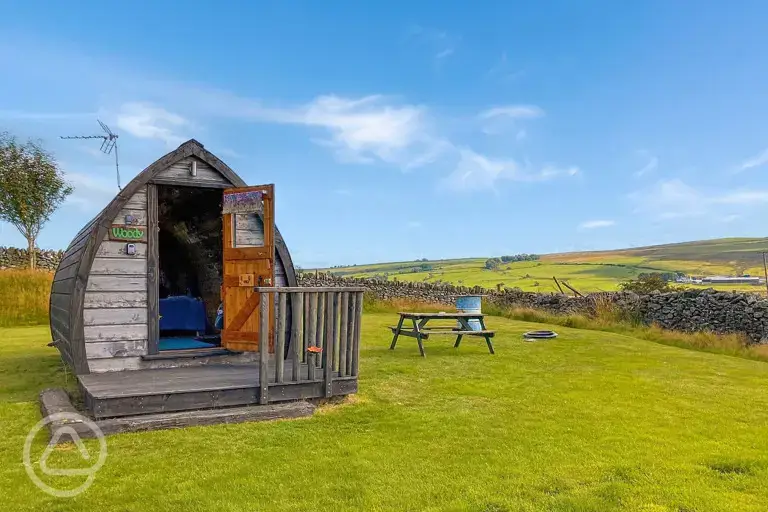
[61,120,121,189]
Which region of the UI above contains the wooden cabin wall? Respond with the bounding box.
[84,186,149,370]
[50,214,104,373]
[154,157,232,187]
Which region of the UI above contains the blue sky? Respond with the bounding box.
[2,1,768,267]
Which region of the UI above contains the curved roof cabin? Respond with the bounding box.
[50,139,298,375]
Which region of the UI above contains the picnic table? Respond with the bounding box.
[389,312,495,357]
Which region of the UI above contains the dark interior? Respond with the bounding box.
[157,185,223,348]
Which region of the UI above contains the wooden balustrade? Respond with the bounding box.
[253,286,365,404]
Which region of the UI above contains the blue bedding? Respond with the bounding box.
[158,337,216,350]
[159,296,207,332]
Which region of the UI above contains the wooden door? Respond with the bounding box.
[221,185,275,352]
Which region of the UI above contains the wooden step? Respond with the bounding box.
[39,388,316,441]
[78,363,357,419]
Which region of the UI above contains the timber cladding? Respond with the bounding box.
[48,139,298,375]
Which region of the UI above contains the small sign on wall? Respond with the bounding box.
[109,224,147,242]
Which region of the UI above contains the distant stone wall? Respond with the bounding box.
[298,273,768,342]
[0,247,63,271]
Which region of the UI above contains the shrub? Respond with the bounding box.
[484,258,501,270]
[619,274,673,294]
[500,254,540,262]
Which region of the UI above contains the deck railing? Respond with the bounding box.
[254,286,365,404]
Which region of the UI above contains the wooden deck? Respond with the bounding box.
[79,286,364,419]
[79,363,357,419]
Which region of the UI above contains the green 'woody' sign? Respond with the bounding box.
[109,225,147,242]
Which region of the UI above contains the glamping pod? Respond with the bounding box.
[49,140,363,419]
[50,139,299,374]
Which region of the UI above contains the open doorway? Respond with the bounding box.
[156,185,223,351]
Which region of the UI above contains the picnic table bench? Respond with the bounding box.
[389,312,495,357]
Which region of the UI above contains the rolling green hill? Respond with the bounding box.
[318,237,768,293]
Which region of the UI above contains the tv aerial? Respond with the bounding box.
[61,120,122,189]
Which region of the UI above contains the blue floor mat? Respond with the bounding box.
[159,337,217,351]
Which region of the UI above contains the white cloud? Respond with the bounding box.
[541,165,580,178]
[629,178,768,220]
[479,105,544,136]
[485,52,526,83]
[116,102,189,146]
[443,149,516,191]
[0,110,95,121]
[213,147,242,159]
[442,148,579,191]
[246,95,448,169]
[629,179,706,219]
[64,171,118,212]
[407,25,458,61]
[714,190,768,204]
[578,220,615,230]
[479,105,544,120]
[407,221,422,228]
[634,151,658,177]
[736,148,768,172]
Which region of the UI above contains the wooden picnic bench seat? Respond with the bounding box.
[388,311,495,356]
[388,326,495,338]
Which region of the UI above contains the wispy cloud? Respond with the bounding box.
[442,148,579,191]
[116,102,189,147]
[578,219,615,230]
[0,110,95,121]
[479,105,544,136]
[715,190,768,204]
[407,25,459,62]
[629,178,768,220]
[244,95,449,169]
[735,148,768,173]
[479,105,544,120]
[64,171,118,212]
[213,147,242,159]
[2,43,577,194]
[407,221,422,228]
[486,52,526,83]
[634,150,658,177]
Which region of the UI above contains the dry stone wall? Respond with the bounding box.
[0,247,63,271]
[298,273,768,342]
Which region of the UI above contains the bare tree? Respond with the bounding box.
[0,133,72,269]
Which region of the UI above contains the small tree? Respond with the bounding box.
[0,133,72,269]
[619,274,672,294]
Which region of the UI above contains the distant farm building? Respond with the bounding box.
[701,276,763,285]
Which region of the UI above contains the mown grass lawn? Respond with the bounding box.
[2,315,768,511]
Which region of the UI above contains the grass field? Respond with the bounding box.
[322,237,768,293]
[0,270,53,327]
[4,315,768,511]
